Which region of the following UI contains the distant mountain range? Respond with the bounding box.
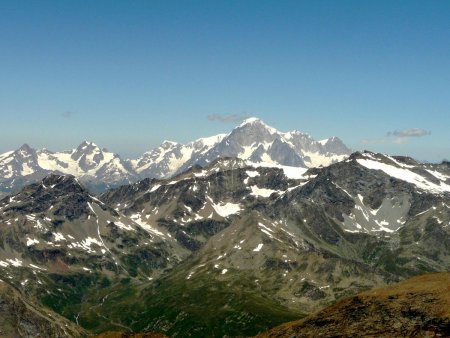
[1,150,449,336]
[0,118,351,196]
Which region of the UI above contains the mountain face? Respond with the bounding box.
[257,272,450,338]
[1,151,449,336]
[0,174,185,278]
[0,118,351,196]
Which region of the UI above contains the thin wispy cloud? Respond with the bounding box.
[362,128,431,145]
[61,111,74,119]
[387,128,431,138]
[387,128,431,144]
[207,113,250,123]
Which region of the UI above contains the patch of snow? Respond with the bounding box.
[246,170,259,178]
[253,243,263,252]
[26,238,40,246]
[7,258,23,267]
[250,185,278,197]
[357,159,450,193]
[112,221,134,231]
[29,264,46,271]
[130,213,166,237]
[150,184,161,192]
[53,232,66,242]
[211,202,241,217]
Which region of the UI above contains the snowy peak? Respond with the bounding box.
[237,117,277,133]
[0,143,41,179]
[239,117,261,125]
[190,134,227,149]
[319,136,350,154]
[161,140,179,148]
[70,141,115,172]
[175,118,350,171]
[233,117,278,143]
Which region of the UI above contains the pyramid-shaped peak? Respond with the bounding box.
[237,117,278,133]
[18,143,33,152]
[160,140,180,150]
[239,117,261,125]
[41,174,86,193]
[15,143,36,158]
[161,140,179,146]
[74,141,109,155]
[319,137,351,155]
[238,117,274,128]
[78,140,100,148]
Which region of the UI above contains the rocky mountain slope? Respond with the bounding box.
[257,272,450,338]
[90,152,450,336]
[1,151,449,336]
[0,118,351,197]
[0,174,186,278]
[0,279,84,337]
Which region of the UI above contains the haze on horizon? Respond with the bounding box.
[1,1,449,162]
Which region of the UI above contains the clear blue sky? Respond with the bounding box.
[1,0,449,162]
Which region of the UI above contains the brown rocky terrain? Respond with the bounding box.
[257,272,450,338]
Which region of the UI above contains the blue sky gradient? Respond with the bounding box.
[1,1,449,161]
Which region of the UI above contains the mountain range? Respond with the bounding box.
[0,118,351,197]
[1,145,449,336]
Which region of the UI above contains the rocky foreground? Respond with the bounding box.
[257,272,450,337]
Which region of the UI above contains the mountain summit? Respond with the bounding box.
[0,118,351,196]
[132,117,351,178]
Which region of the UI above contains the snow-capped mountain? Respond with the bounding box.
[129,133,227,179]
[131,117,351,178]
[0,141,135,196]
[0,118,351,196]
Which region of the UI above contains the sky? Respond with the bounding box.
[0,0,449,162]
